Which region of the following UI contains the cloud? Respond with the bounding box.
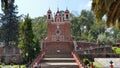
[86,0,92,7]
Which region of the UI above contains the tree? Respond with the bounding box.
[71,10,95,41]
[32,15,47,40]
[0,26,3,41]
[71,16,81,40]
[32,16,47,56]
[1,0,15,10]
[116,32,120,42]
[92,0,120,28]
[18,15,35,62]
[89,20,105,41]
[0,0,19,46]
[80,10,95,31]
[97,33,115,45]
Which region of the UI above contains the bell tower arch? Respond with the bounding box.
[47,8,52,23]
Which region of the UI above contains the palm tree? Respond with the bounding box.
[91,0,120,28]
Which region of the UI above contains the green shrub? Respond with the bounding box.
[1,63,5,66]
[83,58,90,65]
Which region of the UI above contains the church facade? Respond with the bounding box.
[42,9,74,57]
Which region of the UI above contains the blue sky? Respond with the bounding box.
[0,0,91,18]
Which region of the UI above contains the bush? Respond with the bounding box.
[10,63,14,66]
[0,62,2,65]
[83,58,90,65]
[1,63,5,66]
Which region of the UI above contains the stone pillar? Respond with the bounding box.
[41,40,43,51]
[73,40,78,51]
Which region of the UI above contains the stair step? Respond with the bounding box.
[43,58,74,60]
[41,62,78,65]
[45,54,73,58]
[42,58,75,62]
[41,62,78,68]
[41,65,78,68]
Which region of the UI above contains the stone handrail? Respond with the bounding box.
[30,51,45,68]
[72,51,83,68]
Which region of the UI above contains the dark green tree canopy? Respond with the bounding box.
[0,0,19,46]
[18,15,35,61]
[1,0,15,10]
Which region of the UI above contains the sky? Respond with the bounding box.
[0,0,92,18]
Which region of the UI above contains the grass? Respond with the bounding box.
[112,47,120,54]
[0,65,26,68]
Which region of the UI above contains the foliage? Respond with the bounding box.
[0,65,26,68]
[112,47,120,54]
[89,21,105,40]
[71,17,81,40]
[87,33,94,42]
[93,62,102,68]
[18,15,35,62]
[32,16,47,56]
[71,9,117,44]
[1,0,15,10]
[116,32,120,41]
[92,0,120,28]
[97,33,115,44]
[71,10,95,41]
[0,26,3,41]
[32,15,47,40]
[0,0,19,46]
[83,58,90,65]
[34,39,40,56]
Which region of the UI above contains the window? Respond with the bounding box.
[66,15,69,19]
[55,29,61,35]
[48,15,50,19]
[56,30,60,34]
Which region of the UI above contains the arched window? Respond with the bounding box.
[66,15,69,19]
[48,15,50,19]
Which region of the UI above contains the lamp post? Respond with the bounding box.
[26,53,28,62]
[110,61,114,68]
[80,27,83,40]
[34,48,36,51]
[26,53,29,67]
[34,48,36,58]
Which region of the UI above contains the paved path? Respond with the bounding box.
[94,58,120,68]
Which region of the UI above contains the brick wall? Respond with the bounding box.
[1,45,22,64]
[47,22,71,41]
[43,42,74,56]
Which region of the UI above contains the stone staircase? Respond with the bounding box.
[31,52,83,68]
[41,57,79,68]
[39,53,79,68]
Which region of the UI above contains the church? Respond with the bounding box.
[30,9,117,68]
[43,8,73,57]
[31,9,83,68]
